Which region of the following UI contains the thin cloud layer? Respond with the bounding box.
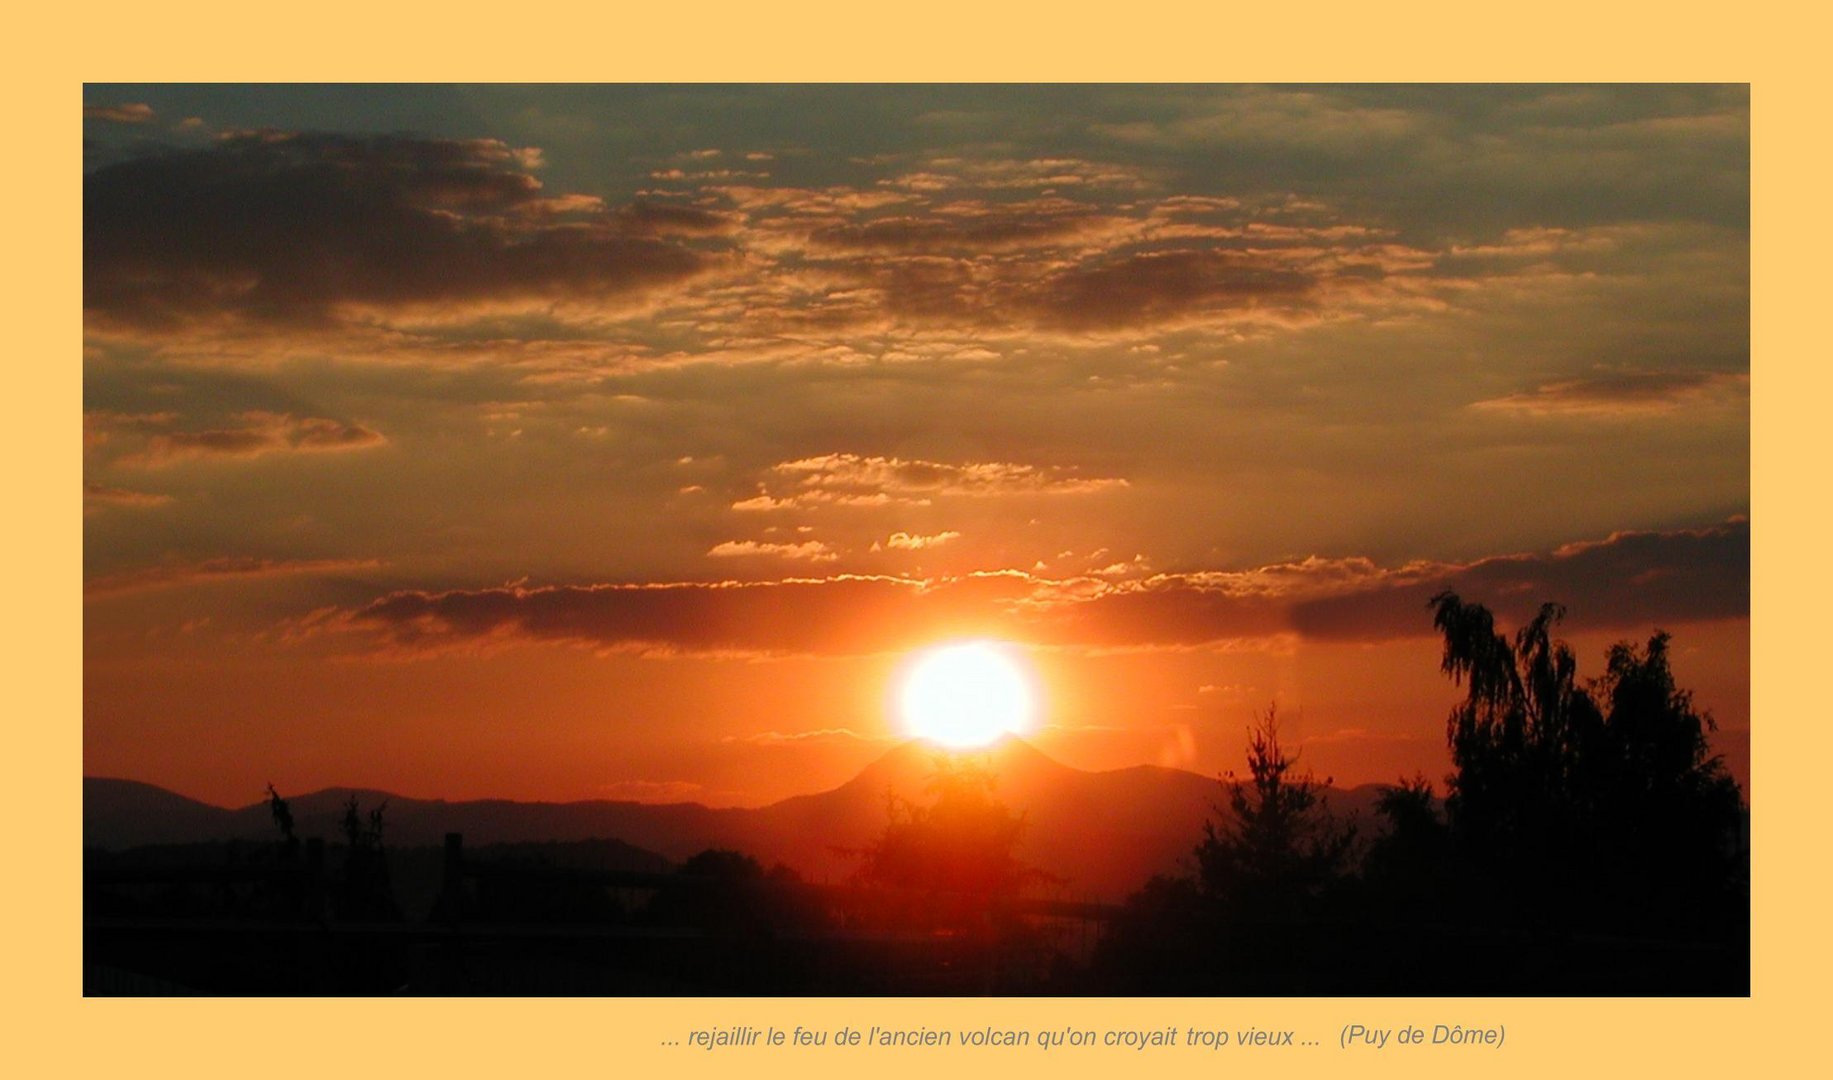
[84,482,173,511]
[85,102,156,124]
[87,555,383,598]
[733,453,1128,512]
[1472,371,1749,417]
[326,522,1746,659]
[113,411,385,466]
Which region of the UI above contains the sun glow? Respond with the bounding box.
[898,640,1035,748]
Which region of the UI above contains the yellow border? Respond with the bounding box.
[21,5,1822,1078]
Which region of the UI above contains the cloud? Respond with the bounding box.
[1471,371,1748,417]
[82,113,1702,376]
[79,89,1746,383]
[1091,87,1428,154]
[696,176,1438,343]
[807,199,1120,254]
[84,410,178,448]
[331,573,1036,658]
[1027,249,1317,331]
[86,556,383,599]
[85,102,155,124]
[85,132,715,331]
[83,482,173,512]
[322,522,1745,659]
[733,453,1127,511]
[116,411,385,466]
[890,156,1149,192]
[706,539,838,562]
[1286,521,1748,642]
[881,530,960,550]
[1197,684,1249,699]
[612,200,736,236]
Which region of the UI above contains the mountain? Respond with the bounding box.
[84,739,1390,901]
[83,777,239,849]
[739,737,1241,897]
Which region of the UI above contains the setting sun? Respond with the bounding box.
[898,640,1035,747]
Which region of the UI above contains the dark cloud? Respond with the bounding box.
[83,482,173,511]
[1472,371,1748,416]
[336,572,1037,658]
[701,180,1431,340]
[1287,521,1748,641]
[1029,249,1317,330]
[116,411,385,466]
[326,522,1746,659]
[613,200,736,236]
[84,132,714,330]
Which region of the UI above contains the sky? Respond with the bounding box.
[82,85,1749,808]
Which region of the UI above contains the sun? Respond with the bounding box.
[898,640,1035,748]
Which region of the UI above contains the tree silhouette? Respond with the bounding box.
[334,794,398,921]
[845,753,1061,958]
[1097,602,1745,994]
[853,755,1037,899]
[1431,595,1599,861]
[1362,775,1447,906]
[1429,592,1744,939]
[643,849,829,936]
[1194,705,1356,920]
[1097,706,1358,992]
[265,782,298,859]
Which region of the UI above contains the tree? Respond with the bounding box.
[1583,632,1744,930]
[1098,706,1356,993]
[853,755,1037,899]
[1360,774,1449,918]
[1430,594,1601,857]
[335,795,398,920]
[1428,593,1744,936]
[1193,706,1355,920]
[846,753,1059,951]
[265,782,299,859]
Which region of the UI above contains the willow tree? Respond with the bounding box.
[1429,592,1743,934]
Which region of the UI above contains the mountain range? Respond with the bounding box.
[85,737,1391,901]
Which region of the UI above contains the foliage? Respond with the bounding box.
[1429,592,1745,933]
[853,755,1039,898]
[1193,706,1356,919]
[1098,599,1746,993]
[1361,774,1447,906]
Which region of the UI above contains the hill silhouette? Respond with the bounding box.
[85,737,1389,900]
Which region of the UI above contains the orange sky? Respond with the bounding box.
[83,86,1749,808]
